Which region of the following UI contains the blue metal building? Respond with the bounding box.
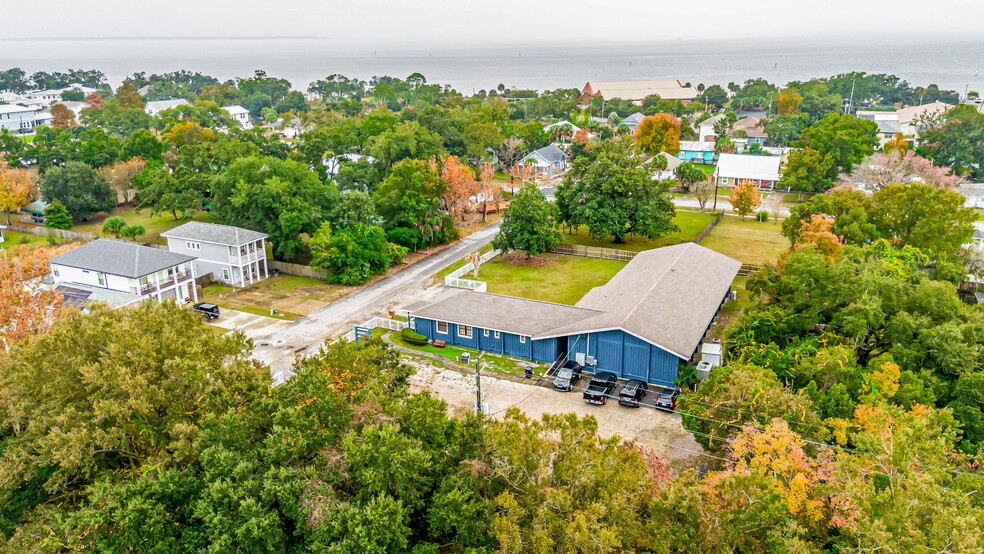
[408,243,741,387]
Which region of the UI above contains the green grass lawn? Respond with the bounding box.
[73,206,210,244]
[693,164,715,177]
[471,253,624,305]
[253,275,332,294]
[700,216,789,265]
[560,210,717,252]
[390,332,534,375]
[1,231,65,249]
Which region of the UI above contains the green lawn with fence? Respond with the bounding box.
[559,210,717,251]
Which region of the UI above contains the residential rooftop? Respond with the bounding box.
[50,239,196,279]
[161,221,267,247]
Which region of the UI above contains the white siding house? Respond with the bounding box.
[144,99,191,116]
[523,144,569,175]
[0,104,37,133]
[713,153,782,188]
[221,105,253,129]
[49,239,198,308]
[162,222,269,286]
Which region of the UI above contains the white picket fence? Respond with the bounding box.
[444,249,501,292]
[339,316,408,342]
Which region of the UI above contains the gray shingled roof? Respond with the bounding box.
[412,243,741,359]
[544,243,742,357]
[528,144,568,165]
[411,289,602,336]
[620,112,646,128]
[161,221,267,246]
[876,120,902,134]
[50,240,196,279]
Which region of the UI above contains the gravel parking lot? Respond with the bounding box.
[407,359,707,466]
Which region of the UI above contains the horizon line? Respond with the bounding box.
[0,35,331,41]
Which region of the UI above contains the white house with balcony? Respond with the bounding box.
[221,104,253,130]
[162,222,268,286]
[0,104,38,133]
[49,239,198,308]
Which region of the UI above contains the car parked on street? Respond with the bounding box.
[617,379,649,407]
[552,360,584,392]
[654,386,679,411]
[583,371,618,405]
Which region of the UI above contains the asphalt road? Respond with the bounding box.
[252,220,501,375]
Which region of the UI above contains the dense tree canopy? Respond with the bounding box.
[39,161,115,220]
[211,156,339,260]
[556,138,677,243]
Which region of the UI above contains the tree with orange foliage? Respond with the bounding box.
[477,162,503,222]
[729,179,761,219]
[437,155,480,221]
[0,158,37,224]
[572,126,590,145]
[83,91,106,109]
[0,247,67,354]
[633,113,681,155]
[777,90,803,115]
[796,213,844,255]
[50,103,75,129]
[116,81,145,109]
[97,157,146,205]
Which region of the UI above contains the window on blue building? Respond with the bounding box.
[458,325,473,339]
[437,321,448,334]
[519,335,527,343]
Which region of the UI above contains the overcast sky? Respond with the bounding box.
[3,0,984,44]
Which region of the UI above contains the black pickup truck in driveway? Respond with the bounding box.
[583,371,618,405]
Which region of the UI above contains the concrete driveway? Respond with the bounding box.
[209,309,294,340]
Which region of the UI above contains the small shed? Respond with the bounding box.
[20,200,49,224]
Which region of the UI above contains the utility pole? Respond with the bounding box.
[474,364,484,417]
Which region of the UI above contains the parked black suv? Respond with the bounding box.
[191,302,220,321]
[552,361,583,392]
[583,371,618,405]
[654,387,679,411]
[617,379,649,407]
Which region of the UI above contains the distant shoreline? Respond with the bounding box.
[1,36,330,42]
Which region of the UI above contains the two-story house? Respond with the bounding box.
[162,222,269,286]
[49,239,198,308]
[221,104,253,130]
[0,104,38,133]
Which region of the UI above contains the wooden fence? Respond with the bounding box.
[267,260,327,280]
[6,224,99,243]
[549,243,638,261]
[694,211,726,245]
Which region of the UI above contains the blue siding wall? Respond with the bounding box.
[648,345,680,387]
[566,329,681,386]
[412,316,682,386]
[478,329,504,354]
[414,317,435,338]
[532,338,557,363]
[503,333,532,359]
[448,323,479,349]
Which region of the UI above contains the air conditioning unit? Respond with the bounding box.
[575,352,586,365]
[696,360,713,381]
[701,342,723,366]
[585,355,597,366]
